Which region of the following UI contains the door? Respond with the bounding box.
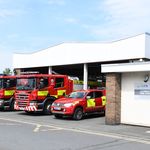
[94,91,103,111]
[86,91,96,112]
[53,77,66,98]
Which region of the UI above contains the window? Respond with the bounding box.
[17,78,36,90]
[55,78,64,88]
[39,77,48,89]
[87,91,103,99]
[4,78,16,88]
[87,92,94,99]
[95,91,103,98]
[9,78,16,88]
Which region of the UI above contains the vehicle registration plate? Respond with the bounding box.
[54,107,61,110]
[20,107,25,110]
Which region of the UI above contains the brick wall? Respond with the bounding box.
[105,73,121,125]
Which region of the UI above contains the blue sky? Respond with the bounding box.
[1,0,150,72]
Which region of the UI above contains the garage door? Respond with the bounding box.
[121,72,150,127]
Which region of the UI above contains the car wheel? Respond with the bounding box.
[54,114,63,119]
[73,107,83,120]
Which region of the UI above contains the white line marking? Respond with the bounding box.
[0,117,150,145]
[146,131,150,133]
[41,128,62,132]
[0,123,20,126]
[33,124,41,132]
[65,128,150,145]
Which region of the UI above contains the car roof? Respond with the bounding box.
[73,89,105,93]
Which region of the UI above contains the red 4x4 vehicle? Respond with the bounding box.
[51,89,106,120]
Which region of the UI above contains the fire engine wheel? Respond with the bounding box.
[43,101,52,115]
[73,107,83,120]
[25,111,34,114]
[10,99,15,111]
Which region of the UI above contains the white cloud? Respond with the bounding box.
[0,8,26,19]
[0,9,15,18]
[64,17,78,24]
[88,0,150,40]
[0,49,12,72]
[7,34,19,39]
[47,0,65,5]
[104,0,150,23]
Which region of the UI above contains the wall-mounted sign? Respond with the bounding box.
[134,83,150,95]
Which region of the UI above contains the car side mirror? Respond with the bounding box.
[86,96,91,99]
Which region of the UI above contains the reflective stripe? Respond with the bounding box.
[26,106,37,111]
[87,99,95,107]
[102,96,106,106]
[38,91,48,96]
[4,90,15,96]
[57,90,66,96]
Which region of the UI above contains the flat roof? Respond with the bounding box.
[13,33,150,69]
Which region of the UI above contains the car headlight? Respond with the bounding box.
[0,100,4,104]
[52,102,57,106]
[63,103,73,107]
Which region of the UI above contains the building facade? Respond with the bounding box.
[13,33,150,127]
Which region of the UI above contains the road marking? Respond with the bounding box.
[0,117,63,131]
[33,124,41,132]
[0,117,150,145]
[146,131,150,133]
[0,123,21,126]
[41,128,62,132]
[65,128,150,145]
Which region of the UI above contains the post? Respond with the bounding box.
[48,66,52,74]
[105,73,121,125]
[83,63,88,90]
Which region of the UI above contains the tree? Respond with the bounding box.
[3,68,12,75]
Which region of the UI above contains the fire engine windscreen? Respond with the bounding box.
[0,78,15,89]
[16,78,36,90]
[0,79,3,89]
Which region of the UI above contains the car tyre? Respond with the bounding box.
[73,107,83,120]
[54,114,63,119]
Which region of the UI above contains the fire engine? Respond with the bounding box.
[51,89,106,120]
[14,74,73,114]
[0,74,16,110]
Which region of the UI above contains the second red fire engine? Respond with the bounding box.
[14,74,73,114]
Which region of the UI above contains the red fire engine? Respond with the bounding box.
[51,89,106,120]
[0,74,16,110]
[14,74,73,114]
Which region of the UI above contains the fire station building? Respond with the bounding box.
[13,33,150,127]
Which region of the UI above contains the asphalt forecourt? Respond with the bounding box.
[0,111,150,150]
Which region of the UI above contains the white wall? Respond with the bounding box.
[145,33,150,58]
[13,33,148,69]
[121,72,150,126]
[102,62,150,73]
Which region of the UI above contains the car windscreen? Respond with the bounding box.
[16,78,36,90]
[68,91,86,98]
